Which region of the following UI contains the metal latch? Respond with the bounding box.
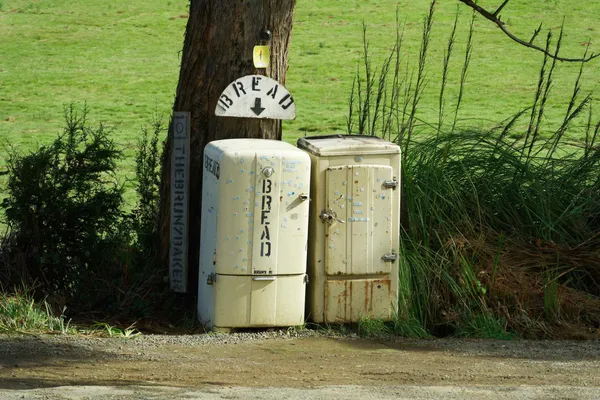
[383,179,398,189]
[320,210,333,223]
[320,209,345,224]
[207,272,217,285]
[303,274,309,284]
[382,253,397,262]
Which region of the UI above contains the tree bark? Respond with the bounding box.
[158,0,296,292]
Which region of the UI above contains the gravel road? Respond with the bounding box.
[1,330,599,399]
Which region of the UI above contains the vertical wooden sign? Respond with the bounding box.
[169,112,190,292]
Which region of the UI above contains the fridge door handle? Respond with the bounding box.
[252,276,277,281]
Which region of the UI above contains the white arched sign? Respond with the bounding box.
[214,75,296,120]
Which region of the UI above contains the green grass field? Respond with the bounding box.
[1,0,600,178]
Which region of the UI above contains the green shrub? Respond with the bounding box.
[0,105,179,324]
[1,105,124,302]
[67,111,166,319]
[96,115,166,319]
[131,114,163,254]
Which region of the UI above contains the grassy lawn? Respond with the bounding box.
[0,0,187,200]
[1,0,599,184]
[289,0,600,142]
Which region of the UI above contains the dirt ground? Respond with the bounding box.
[0,332,599,399]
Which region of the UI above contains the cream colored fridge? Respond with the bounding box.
[198,139,311,331]
[297,135,401,323]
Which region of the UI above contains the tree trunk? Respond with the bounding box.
[158,0,296,292]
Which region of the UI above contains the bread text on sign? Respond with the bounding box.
[215,75,296,120]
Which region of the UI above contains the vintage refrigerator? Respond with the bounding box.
[198,139,311,330]
[297,135,401,323]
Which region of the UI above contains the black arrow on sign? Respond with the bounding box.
[250,97,266,116]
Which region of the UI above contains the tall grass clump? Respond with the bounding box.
[0,287,73,334]
[400,114,600,338]
[350,1,600,339]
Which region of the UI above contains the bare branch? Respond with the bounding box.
[457,0,600,62]
[493,0,509,17]
[529,22,542,44]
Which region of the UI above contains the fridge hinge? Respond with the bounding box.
[381,253,397,262]
[207,272,217,285]
[383,179,398,189]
